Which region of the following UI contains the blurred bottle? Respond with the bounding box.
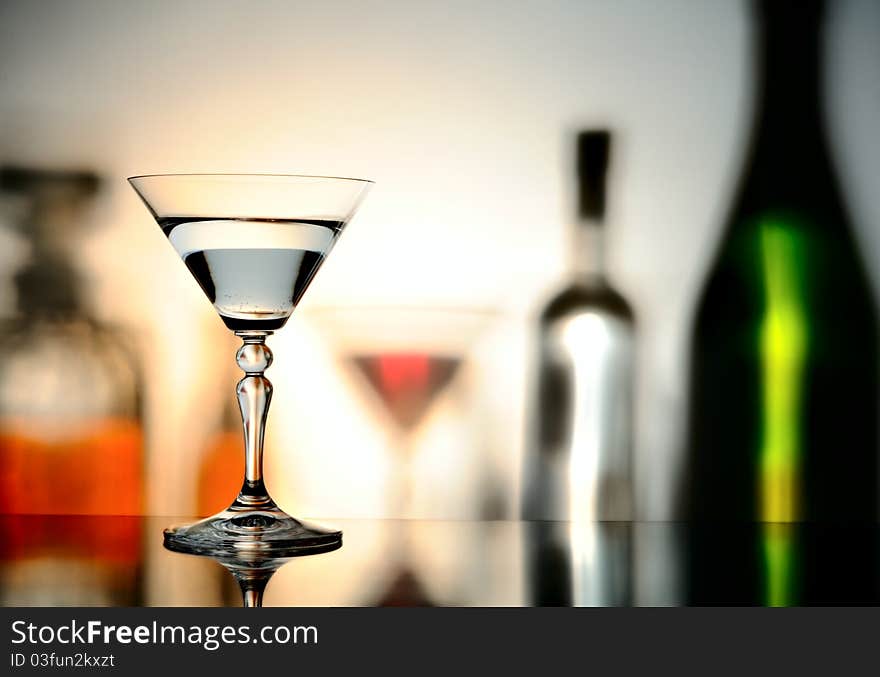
[0,166,144,605]
[683,0,878,524]
[0,166,144,516]
[683,0,879,604]
[523,130,635,522]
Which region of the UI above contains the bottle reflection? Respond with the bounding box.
[527,523,572,605]
[0,515,142,605]
[631,523,682,607]
[525,522,632,606]
[684,523,880,606]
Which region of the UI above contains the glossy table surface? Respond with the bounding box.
[1,515,878,606]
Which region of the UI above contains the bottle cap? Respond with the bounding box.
[0,165,100,315]
[576,130,611,220]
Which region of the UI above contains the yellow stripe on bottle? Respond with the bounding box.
[758,220,808,523]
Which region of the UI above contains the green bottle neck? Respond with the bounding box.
[732,0,845,223]
[748,1,828,168]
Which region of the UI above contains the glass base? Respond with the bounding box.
[164,506,342,557]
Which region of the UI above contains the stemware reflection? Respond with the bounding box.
[161,546,334,608]
[213,554,293,608]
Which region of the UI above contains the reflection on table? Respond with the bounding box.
[0,516,878,606]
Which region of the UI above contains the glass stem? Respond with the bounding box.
[232,330,275,511]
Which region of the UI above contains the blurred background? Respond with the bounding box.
[1,0,880,606]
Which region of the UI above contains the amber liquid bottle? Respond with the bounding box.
[0,167,144,605]
[682,1,879,605]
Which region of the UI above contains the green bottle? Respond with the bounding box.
[682,0,879,606]
[684,0,878,525]
[682,0,880,606]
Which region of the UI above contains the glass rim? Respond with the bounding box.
[126,172,374,184]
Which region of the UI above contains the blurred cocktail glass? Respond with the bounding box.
[305,306,495,517]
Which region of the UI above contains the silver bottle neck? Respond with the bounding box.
[571,218,606,281]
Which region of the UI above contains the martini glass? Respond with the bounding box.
[129,174,371,557]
